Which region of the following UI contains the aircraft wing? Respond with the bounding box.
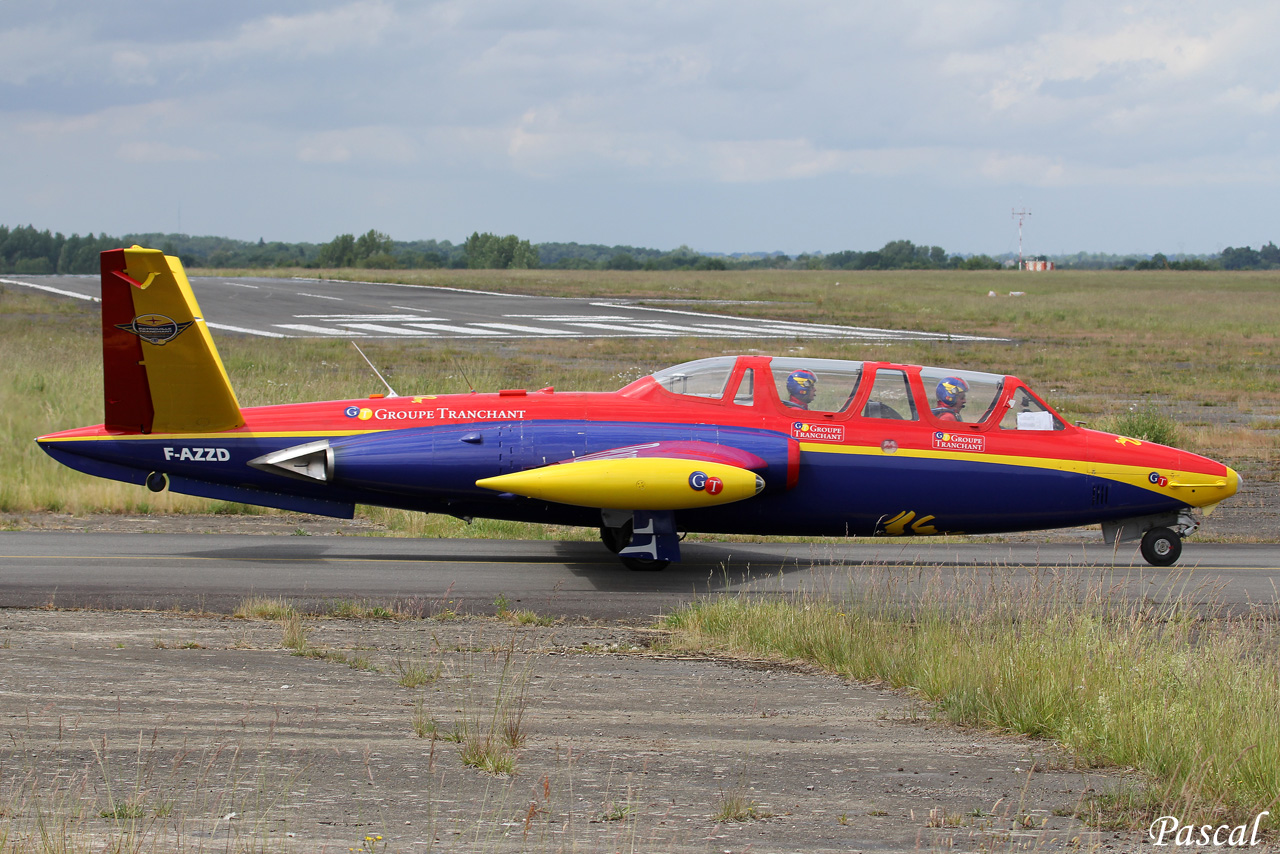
[475,440,767,510]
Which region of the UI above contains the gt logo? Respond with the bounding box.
[1148,471,1169,487]
[163,447,230,462]
[688,471,724,495]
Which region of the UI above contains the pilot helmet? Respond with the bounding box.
[936,376,969,409]
[787,369,818,402]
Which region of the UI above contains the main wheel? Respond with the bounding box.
[1140,527,1182,567]
[620,556,670,572]
[599,522,633,554]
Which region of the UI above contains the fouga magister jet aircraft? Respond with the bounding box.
[36,247,1240,569]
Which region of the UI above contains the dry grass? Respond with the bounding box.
[661,564,1280,830]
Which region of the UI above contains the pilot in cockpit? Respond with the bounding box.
[932,376,969,422]
[785,370,818,410]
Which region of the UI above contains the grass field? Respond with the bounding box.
[4,266,1276,521]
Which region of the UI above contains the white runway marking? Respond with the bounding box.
[1,278,99,301]
[12,274,1011,344]
[206,322,288,338]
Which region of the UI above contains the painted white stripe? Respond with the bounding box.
[297,292,344,301]
[504,314,632,322]
[340,323,426,335]
[206,322,290,338]
[402,323,496,335]
[0,278,98,301]
[639,321,798,337]
[220,281,260,289]
[591,301,1009,342]
[471,322,575,335]
[275,324,365,335]
[295,314,439,321]
[291,277,538,298]
[561,321,681,335]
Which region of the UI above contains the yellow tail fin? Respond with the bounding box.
[101,246,243,434]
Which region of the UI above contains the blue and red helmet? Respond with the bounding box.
[787,369,818,402]
[936,376,969,409]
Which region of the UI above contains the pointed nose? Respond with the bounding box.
[1180,462,1241,508]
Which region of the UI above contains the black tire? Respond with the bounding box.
[620,556,670,572]
[599,522,633,554]
[1140,527,1182,567]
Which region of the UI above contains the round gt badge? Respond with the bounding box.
[688,470,724,495]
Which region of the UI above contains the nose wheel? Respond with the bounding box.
[1140,527,1182,567]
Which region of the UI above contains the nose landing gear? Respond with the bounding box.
[1140,527,1182,567]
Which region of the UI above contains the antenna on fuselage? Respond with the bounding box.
[452,358,476,393]
[350,341,399,398]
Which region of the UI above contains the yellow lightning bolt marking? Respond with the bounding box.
[884,510,939,536]
[883,511,914,535]
[911,515,938,535]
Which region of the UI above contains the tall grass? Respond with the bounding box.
[661,566,1280,829]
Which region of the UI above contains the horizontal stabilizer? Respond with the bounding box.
[476,457,763,510]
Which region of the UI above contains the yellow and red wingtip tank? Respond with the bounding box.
[35,247,1240,570]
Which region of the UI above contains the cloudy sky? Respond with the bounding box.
[3,1,1278,255]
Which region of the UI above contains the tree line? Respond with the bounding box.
[1,223,1275,274]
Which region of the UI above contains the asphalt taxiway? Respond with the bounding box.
[2,533,1276,617]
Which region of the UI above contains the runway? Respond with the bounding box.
[2,532,1276,617]
[1,273,1006,342]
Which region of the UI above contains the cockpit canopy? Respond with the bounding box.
[648,355,1064,431]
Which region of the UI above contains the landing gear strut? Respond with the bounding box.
[599,521,632,554]
[599,523,671,571]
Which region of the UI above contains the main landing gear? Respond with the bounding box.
[598,519,672,572]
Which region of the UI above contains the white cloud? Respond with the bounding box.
[118,141,216,163]
[5,0,1280,252]
[298,127,418,164]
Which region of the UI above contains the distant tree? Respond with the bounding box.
[1260,242,1280,266]
[823,250,865,270]
[317,233,357,267]
[464,232,539,269]
[1220,246,1263,270]
[354,229,394,263]
[605,252,641,270]
[878,240,916,268]
[961,254,1001,270]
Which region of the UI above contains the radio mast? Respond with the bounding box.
[1011,208,1031,269]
